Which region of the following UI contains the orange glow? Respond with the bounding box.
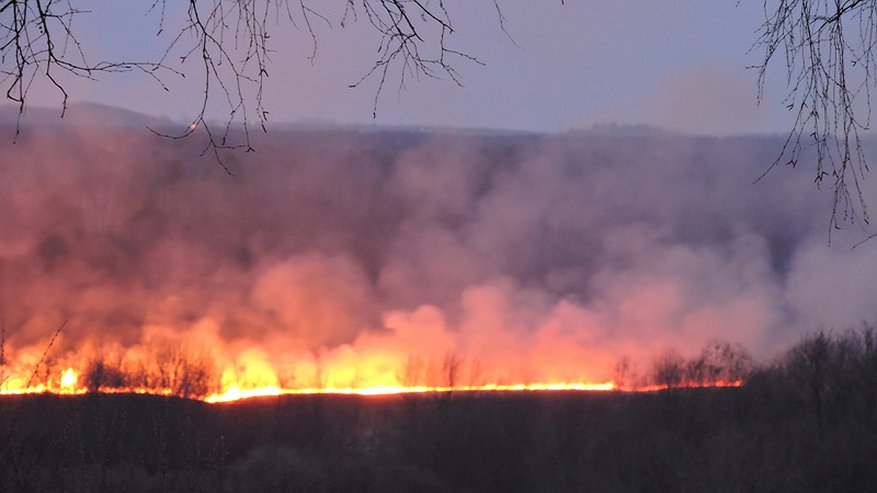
[203,382,620,403]
[60,368,78,390]
[0,350,742,403]
[0,328,743,404]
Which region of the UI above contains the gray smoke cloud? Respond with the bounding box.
[1,105,876,387]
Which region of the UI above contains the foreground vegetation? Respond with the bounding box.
[2,327,876,492]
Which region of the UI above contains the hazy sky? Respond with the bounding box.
[31,1,793,135]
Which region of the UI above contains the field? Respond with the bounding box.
[2,358,876,493]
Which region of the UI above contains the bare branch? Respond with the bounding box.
[1,0,178,138]
[753,0,876,236]
[1,1,500,167]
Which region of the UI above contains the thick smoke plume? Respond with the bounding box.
[1,106,876,393]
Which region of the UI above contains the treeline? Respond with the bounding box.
[79,344,215,399]
[1,326,876,492]
[617,339,754,390]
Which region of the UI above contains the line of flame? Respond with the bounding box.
[1,366,743,404]
[203,381,620,403]
[0,380,744,404]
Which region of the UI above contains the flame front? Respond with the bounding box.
[203,382,621,403]
[0,346,620,402]
[0,331,742,404]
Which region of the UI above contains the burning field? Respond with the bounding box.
[1,108,876,401]
[1,108,877,490]
[3,329,877,493]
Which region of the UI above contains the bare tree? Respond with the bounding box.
[1,0,491,168]
[684,340,754,384]
[651,349,685,389]
[782,330,831,437]
[83,357,127,392]
[144,338,216,398]
[754,0,877,233]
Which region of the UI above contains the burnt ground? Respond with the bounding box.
[1,379,876,493]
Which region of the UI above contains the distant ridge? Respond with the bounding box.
[0,103,638,138]
[0,102,171,128]
[0,102,840,140]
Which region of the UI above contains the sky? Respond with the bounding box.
[28,1,794,135]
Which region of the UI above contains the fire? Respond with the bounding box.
[60,368,78,390]
[0,342,742,403]
[0,367,85,397]
[0,321,745,403]
[203,382,620,403]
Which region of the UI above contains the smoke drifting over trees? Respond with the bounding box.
[1,107,876,391]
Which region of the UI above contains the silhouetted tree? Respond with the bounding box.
[83,358,126,393]
[147,339,216,398]
[652,350,685,389]
[782,330,832,437]
[685,340,753,384]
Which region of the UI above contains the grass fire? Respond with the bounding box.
[2,106,877,491]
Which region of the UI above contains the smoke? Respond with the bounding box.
[2,107,876,388]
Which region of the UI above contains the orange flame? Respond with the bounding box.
[0,322,744,403]
[0,359,742,404]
